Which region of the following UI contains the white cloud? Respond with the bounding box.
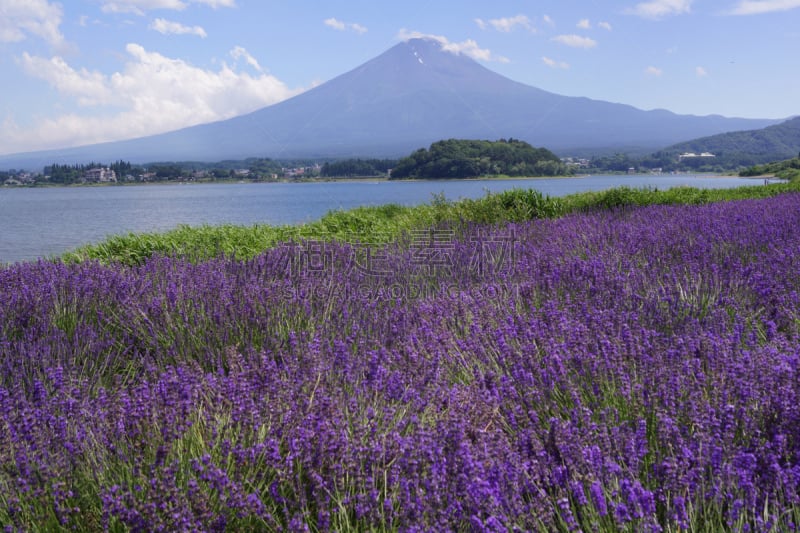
[542,56,569,69]
[19,52,114,105]
[645,65,663,76]
[599,21,613,31]
[552,34,597,49]
[323,17,367,34]
[323,17,345,30]
[577,18,591,29]
[4,44,300,154]
[542,14,555,26]
[98,0,235,15]
[478,14,533,33]
[230,45,262,72]
[149,18,207,37]
[728,0,800,14]
[0,0,65,46]
[193,0,235,7]
[100,0,187,15]
[397,29,510,63]
[626,0,693,19]
[695,66,708,77]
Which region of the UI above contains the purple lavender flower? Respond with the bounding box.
[3,194,800,530]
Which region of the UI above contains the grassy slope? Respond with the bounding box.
[740,157,800,180]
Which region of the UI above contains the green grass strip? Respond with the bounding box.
[62,180,800,265]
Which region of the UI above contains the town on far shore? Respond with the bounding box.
[1,149,727,188]
[1,160,326,186]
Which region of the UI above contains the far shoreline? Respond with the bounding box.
[1,172,757,189]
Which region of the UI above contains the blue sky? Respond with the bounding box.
[1,0,798,156]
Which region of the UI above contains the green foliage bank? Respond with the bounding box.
[390,138,570,179]
[320,159,397,178]
[740,156,800,181]
[63,180,800,266]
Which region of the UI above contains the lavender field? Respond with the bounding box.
[2,193,800,531]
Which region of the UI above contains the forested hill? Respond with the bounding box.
[389,139,569,179]
[664,116,800,166]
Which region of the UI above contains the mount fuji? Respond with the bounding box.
[0,38,782,169]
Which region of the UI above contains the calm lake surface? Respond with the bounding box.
[0,174,765,264]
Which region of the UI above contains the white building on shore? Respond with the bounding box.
[678,152,716,161]
[83,167,117,183]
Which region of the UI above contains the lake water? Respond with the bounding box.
[0,174,768,264]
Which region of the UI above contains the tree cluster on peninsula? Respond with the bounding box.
[389,138,571,179]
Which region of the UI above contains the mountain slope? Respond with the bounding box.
[0,38,784,170]
[665,116,800,164]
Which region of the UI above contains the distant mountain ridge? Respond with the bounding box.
[0,38,785,170]
[664,116,800,164]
